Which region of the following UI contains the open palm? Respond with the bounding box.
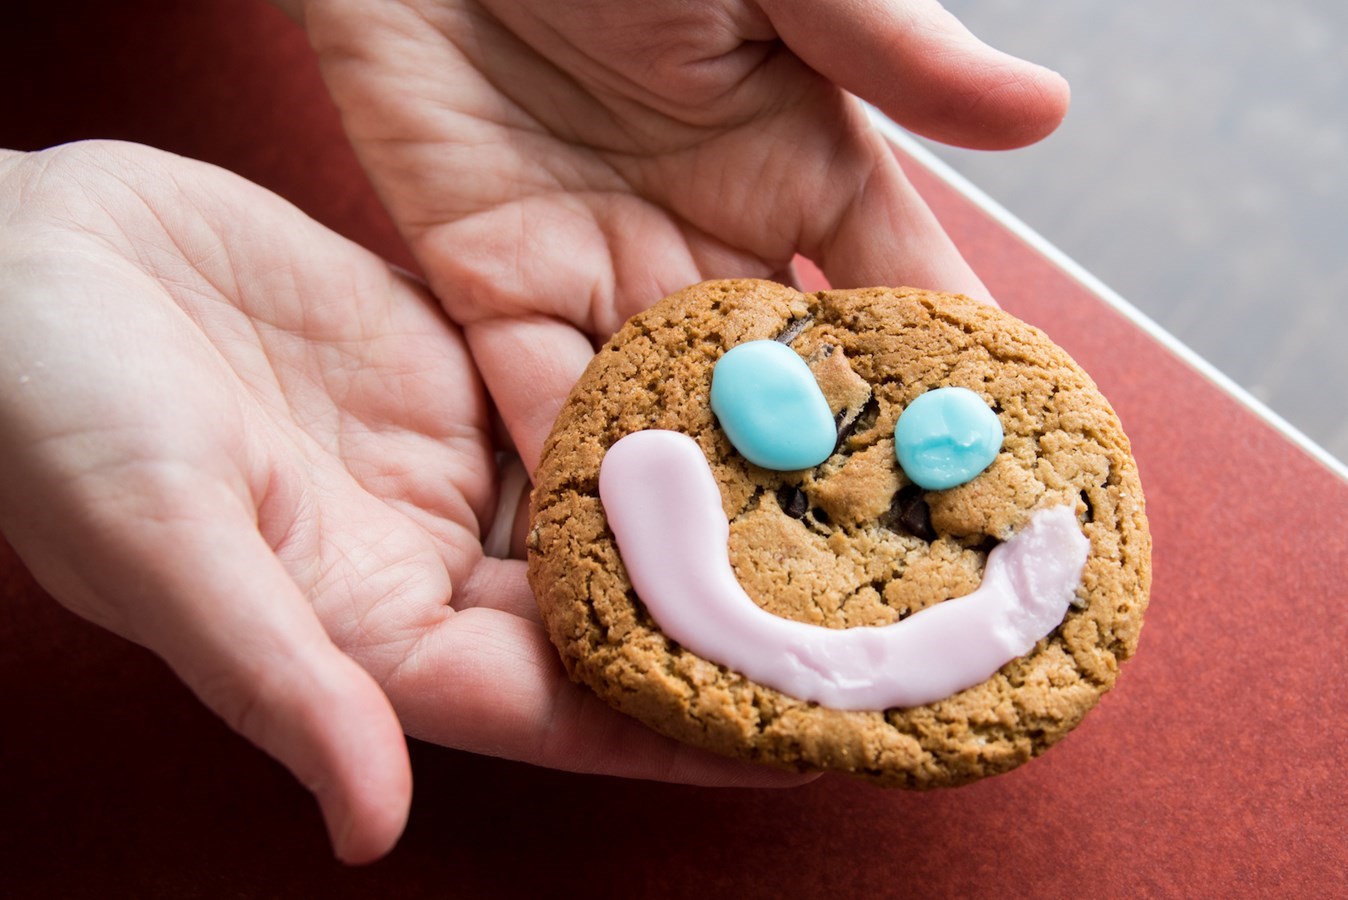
[296,0,1070,469]
[0,142,804,864]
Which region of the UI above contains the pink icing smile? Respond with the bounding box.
[599,430,1090,710]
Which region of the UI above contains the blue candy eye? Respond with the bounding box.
[893,387,1003,490]
[710,340,836,471]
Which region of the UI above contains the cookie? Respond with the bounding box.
[527,280,1150,787]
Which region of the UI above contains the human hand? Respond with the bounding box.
[0,142,809,864]
[282,0,1069,470]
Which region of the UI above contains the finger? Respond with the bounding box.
[768,258,804,291]
[156,518,411,864]
[390,605,816,787]
[762,0,1070,149]
[43,498,416,865]
[804,124,996,304]
[465,315,596,476]
[510,481,532,560]
[453,556,542,622]
[483,452,530,560]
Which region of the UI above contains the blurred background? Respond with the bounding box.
[920,0,1347,464]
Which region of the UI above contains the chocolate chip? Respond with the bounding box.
[777,485,809,519]
[810,506,832,526]
[834,395,878,452]
[773,315,813,345]
[886,485,936,542]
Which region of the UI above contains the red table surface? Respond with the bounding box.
[4,3,1346,896]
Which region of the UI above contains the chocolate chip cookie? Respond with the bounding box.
[527,279,1150,787]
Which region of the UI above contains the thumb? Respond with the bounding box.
[144,513,411,864]
[761,0,1070,149]
[15,492,413,865]
[465,314,597,476]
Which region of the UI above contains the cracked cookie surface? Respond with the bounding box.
[527,279,1151,787]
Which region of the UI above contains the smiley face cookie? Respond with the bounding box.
[527,280,1151,787]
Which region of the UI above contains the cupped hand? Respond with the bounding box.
[0,142,809,864]
[287,0,1069,470]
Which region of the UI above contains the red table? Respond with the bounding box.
[5,3,1346,895]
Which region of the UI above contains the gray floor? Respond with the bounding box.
[919,0,1348,463]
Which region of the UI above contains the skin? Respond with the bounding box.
[1,0,1069,865]
[283,0,1069,470]
[0,144,813,864]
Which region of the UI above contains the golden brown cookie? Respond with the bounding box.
[527,280,1150,787]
